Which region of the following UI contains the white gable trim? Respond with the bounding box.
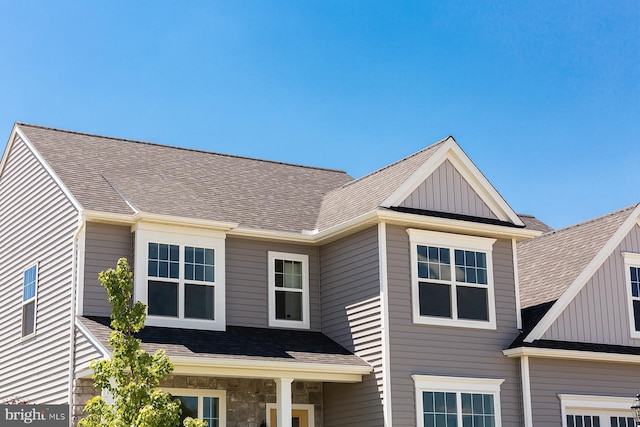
[524,205,640,342]
[75,318,110,359]
[381,138,524,226]
[12,124,84,212]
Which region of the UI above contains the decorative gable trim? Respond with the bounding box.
[524,205,640,342]
[381,138,524,226]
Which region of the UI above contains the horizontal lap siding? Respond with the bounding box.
[386,225,522,426]
[320,227,384,427]
[544,225,640,346]
[82,222,133,316]
[226,237,321,329]
[529,358,640,426]
[0,136,78,404]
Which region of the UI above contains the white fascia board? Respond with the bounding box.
[170,356,371,383]
[15,125,84,212]
[81,210,239,232]
[524,205,640,343]
[381,138,524,227]
[75,318,110,359]
[503,346,640,364]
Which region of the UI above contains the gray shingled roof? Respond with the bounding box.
[315,138,448,230]
[517,205,637,309]
[79,316,369,368]
[19,124,353,233]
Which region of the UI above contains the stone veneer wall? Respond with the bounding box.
[72,376,323,427]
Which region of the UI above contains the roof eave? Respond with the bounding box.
[503,346,640,364]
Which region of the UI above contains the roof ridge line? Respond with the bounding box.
[16,122,349,174]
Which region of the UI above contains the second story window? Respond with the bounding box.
[22,264,38,338]
[409,229,497,329]
[268,252,309,329]
[134,223,226,331]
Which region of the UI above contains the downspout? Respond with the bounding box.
[378,222,393,427]
[68,216,86,418]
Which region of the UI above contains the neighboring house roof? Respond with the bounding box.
[16,123,353,233]
[79,316,369,369]
[513,204,640,348]
[517,214,553,233]
[518,205,636,311]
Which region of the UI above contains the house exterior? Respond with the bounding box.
[0,122,637,427]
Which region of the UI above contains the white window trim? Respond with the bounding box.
[623,252,640,339]
[164,387,226,426]
[268,251,310,329]
[559,394,636,427]
[21,262,39,340]
[133,222,226,331]
[408,229,497,329]
[266,403,315,427]
[413,374,504,427]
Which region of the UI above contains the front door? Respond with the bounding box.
[269,408,309,427]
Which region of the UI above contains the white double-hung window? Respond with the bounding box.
[413,375,504,427]
[408,229,497,329]
[22,264,38,338]
[268,251,309,329]
[134,223,226,331]
[623,252,640,338]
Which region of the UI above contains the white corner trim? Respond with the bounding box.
[381,138,524,226]
[521,356,533,427]
[525,204,640,342]
[378,223,393,427]
[15,125,84,212]
[512,239,523,330]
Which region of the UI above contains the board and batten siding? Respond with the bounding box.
[385,225,522,426]
[529,357,640,426]
[543,225,640,346]
[319,226,384,427]
[0,135,79,404]
[226,237,321,330]
[399,159,498,220]
[82,222,133,317]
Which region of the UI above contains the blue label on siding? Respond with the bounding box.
[0,405,68,426]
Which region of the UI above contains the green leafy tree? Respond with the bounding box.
[79,258,206,427]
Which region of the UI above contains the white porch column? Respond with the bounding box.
[275,377,294,427]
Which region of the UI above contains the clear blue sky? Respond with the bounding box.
[0,1,638,229]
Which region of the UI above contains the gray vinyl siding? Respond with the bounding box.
[82,222,133,316]
[529,357,640,426]
[74,326,103,373]
[385,225,522,426]
[0,135,78,404]
[226,237,321,330]
[320,227,384,427]
[399,159,498,220]
[543,225,640,346]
